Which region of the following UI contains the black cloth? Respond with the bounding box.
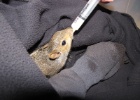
[49,42,125,100]
[0,0,140,100]
[86,62,140,100]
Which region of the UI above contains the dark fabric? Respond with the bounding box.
[72,6,140,86]
[49,42,125,99]
[86,62,140,100]
[0,0,140,100]
[0,11,60,100]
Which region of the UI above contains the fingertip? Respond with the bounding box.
[101,0,114,3]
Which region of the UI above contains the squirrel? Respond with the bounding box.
[30,27,74,77]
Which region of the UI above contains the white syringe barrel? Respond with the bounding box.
[71,0,100,32]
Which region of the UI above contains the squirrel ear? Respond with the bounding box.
[48,51,61,60]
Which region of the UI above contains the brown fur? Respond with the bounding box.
[30,27,74,77]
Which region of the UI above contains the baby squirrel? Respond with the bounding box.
[30,27,74,77]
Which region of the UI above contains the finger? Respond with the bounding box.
[101,0,114,3]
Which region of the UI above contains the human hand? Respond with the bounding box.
[101,0,114,3]
[85,0,114,3]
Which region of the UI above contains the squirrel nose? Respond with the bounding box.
[48,51,61,60]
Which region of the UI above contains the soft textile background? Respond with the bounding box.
[0,0,140,99]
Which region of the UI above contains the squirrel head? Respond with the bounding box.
[47,27,74,60]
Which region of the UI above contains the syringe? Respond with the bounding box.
[71,0,100,32]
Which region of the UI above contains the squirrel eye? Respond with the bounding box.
[62,40,66,46]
